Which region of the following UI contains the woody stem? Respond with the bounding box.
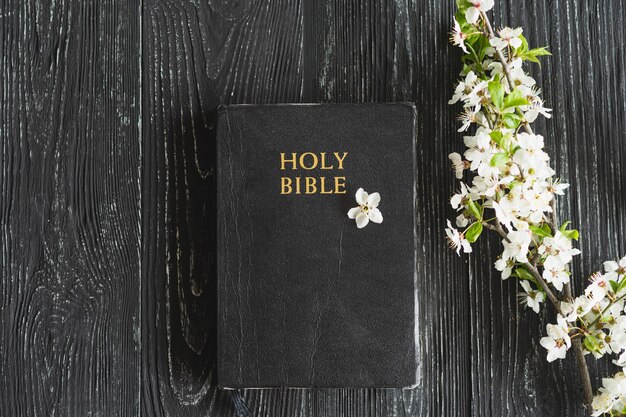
[480,11,593,413]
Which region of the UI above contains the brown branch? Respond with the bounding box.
[572,338,594,412]
[479,11,594,413]
[483,221,561,312]
[480,11,534,136]
[522,262,561,313]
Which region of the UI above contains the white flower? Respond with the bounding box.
[492,200,516,232]
[502,230,532,263]
[592,372,626,416]
[540,314,571,362]
[538,231,581,264]
[489,58,535,92]
[465,81,490,108]
[456,213,470,228]
[464,129,500,177]
[516,132,545,151]
[347,188,383,228]
[457,105,484,132]
[450,18,469,54]
[601,372,626,397]
[446,220,472,255]
[592,392,617,417]
[585,281,607,305]
[609,316,626,357]
[471,175,511,198]
[489,27,523,51]
[449,152,466,179]
[615,350,626,368]
[520,280,545,313]
[450,182,471,210]
[542,255,569,291]
[524,93,553,122]
[604,256,626,281]
[449,71,479,104]
[495,257,514,280]
[465,0,494,25]
[566,295,594,322]
[546,179,569,196]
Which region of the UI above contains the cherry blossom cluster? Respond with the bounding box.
[447,1,626,415]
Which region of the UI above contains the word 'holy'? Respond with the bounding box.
[280,152,348,195]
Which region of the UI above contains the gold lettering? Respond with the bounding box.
[295,176,301,194]
[299,152,318,170]
[280,153,297,170]
[319,177,333,194]
[305,177,317,194]
[319,153,333,170]
[334,152,348,169]
[279,152,349,195]
[335,176,347,194]
[281,177,293,194]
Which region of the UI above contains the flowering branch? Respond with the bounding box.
[478,8,595,408]
[446,1,626,415]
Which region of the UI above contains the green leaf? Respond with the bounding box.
[466,35,491,61]
[610,280,619,294]
[490,152,509,167]
[465,222,483,243]
[455,0,471,12]
[489,130,503,144]
[514,268,535,282]
[530,47,551,57]
[559,221,572,232]
[454,11,470,30]
[488,78,505,110]
[503,89,530,109]
[557,221,580,241]
[516,35,529,55]
[583,335,600,352]
[466,199,482,220]
[561,229,580,241]
[530,225,552,238]
[524,54,540,64]
[489,131,512,153]
[521,47,552,64]
[502,113,522,129]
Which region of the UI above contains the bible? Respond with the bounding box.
[217,103,418,389]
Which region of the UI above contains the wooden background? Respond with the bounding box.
[1,0,624,415]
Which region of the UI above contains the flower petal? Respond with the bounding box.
[368,208,383,224]
[481,0,494,11]
[605,261,619,272]
[465,7,479,24]
[510,37,523,49]
[347,207,360,219]
[356,212,369,229]
[355,188,367,205]
[367,192,381,208]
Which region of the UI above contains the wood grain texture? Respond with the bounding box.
[2,0,624,415]
[0,0,141,415]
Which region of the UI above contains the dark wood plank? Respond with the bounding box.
[470,1,626,416]
[0,0,142,415]
[2,0,622,415]
[141,0,470,416]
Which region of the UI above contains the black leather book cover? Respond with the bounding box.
[217,103,417,389]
